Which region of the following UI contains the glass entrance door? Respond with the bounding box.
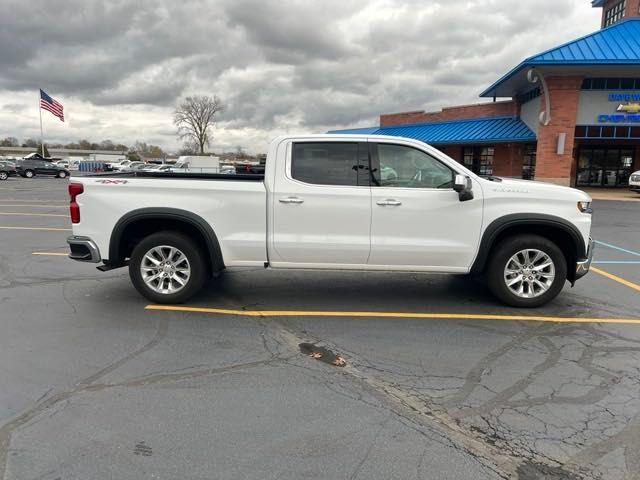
[576,147,635,187]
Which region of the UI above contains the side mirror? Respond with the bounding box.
[453,174,474,202]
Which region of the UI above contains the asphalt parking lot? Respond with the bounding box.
[1,177,640,480]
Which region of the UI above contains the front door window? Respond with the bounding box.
[376,143,453,189]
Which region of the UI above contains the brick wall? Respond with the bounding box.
[535,76,583,186]
[436,145,462,162]
[492,144,525,177]
[380,100,518,127]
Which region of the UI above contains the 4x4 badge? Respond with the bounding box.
[95,179,128,184]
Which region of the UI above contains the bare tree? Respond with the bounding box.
[173,95,225,154]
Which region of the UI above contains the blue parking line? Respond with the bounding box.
[594,240,640,258]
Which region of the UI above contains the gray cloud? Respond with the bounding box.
[0,0,601,151]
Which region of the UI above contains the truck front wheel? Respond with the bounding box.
[129,231,207,304]
[487,234,567,308]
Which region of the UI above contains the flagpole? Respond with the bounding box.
[38,90,45,157]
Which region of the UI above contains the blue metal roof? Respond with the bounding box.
[329,116,536,144]
[591,0,605,6]
[481,18,640,97]
[326,126,379,134]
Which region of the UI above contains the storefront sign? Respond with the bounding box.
[598,92,640,123]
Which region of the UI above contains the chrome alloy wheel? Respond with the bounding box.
[140,245,191,294]
[503,249,555,299]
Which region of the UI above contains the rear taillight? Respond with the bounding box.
[69,182,84,224]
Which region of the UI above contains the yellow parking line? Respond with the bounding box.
[0,226,71,231]
[0,205,68,208]
[145,305,640,325]
[32,252,68,256]
[592,266,640,293]
[0,212,68,217]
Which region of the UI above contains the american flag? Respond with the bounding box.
[40,89,64,122]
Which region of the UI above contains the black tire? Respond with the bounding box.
[0,172,8,181]
[57,170,68,179]
[24,169,35,178]
[129,231,207,304]
[486,234,567,308]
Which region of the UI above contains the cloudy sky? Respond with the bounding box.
[0,0,600,153]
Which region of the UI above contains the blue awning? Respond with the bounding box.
[329,116,536,144]
[326,126,379,134]
[481,18,640,97]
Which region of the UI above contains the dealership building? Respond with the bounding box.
[333,1,640,187]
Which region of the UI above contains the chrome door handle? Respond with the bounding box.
[279,197,304,204]
[376,199,402,206]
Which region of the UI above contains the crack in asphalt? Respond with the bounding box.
[0,316,168,478]
[0,312,296,480]
[261,316,640,479]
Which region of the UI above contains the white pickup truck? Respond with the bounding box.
[67,134,594,307]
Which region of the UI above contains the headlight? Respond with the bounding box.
[577,201,593,214]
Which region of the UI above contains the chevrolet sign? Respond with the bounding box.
[598,92,640,123]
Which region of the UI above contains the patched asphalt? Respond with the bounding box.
[1,177,640,480]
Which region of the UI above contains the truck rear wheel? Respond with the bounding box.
[129,231,206,304]
[487,234,567,308]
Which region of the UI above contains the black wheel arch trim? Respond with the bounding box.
[108,208,225,272]
[471,213,587,276]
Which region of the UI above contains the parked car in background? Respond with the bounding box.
[630,171,640,194]
[0,159,17,169]
[16,158,70,178]
[54,160,70,169]
[140,164,173,173]
[112,160,133,172]
[104,159,131,171]
[234,163,265,175]
[0,160,17,180]
[122,161,146,172]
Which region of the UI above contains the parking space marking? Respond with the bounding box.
[32,252,68,256]
[591,266,640,293]
[0,226,71,231]
[145,305,640,325]
[0,204,68,208]
[0,212,68,217]
[595,240,640,258]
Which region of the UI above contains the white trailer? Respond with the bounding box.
[174,156,221,173]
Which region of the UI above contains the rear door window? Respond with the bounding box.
[292,142,365,186]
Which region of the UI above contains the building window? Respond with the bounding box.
[603,0,626,27]
[576,147,635,187]
[575,125,640,140]
[463,147,474,171]
[522,144,536,180]
[581,77,640,90]
[517,88,541,104]
[462,146,494,176]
